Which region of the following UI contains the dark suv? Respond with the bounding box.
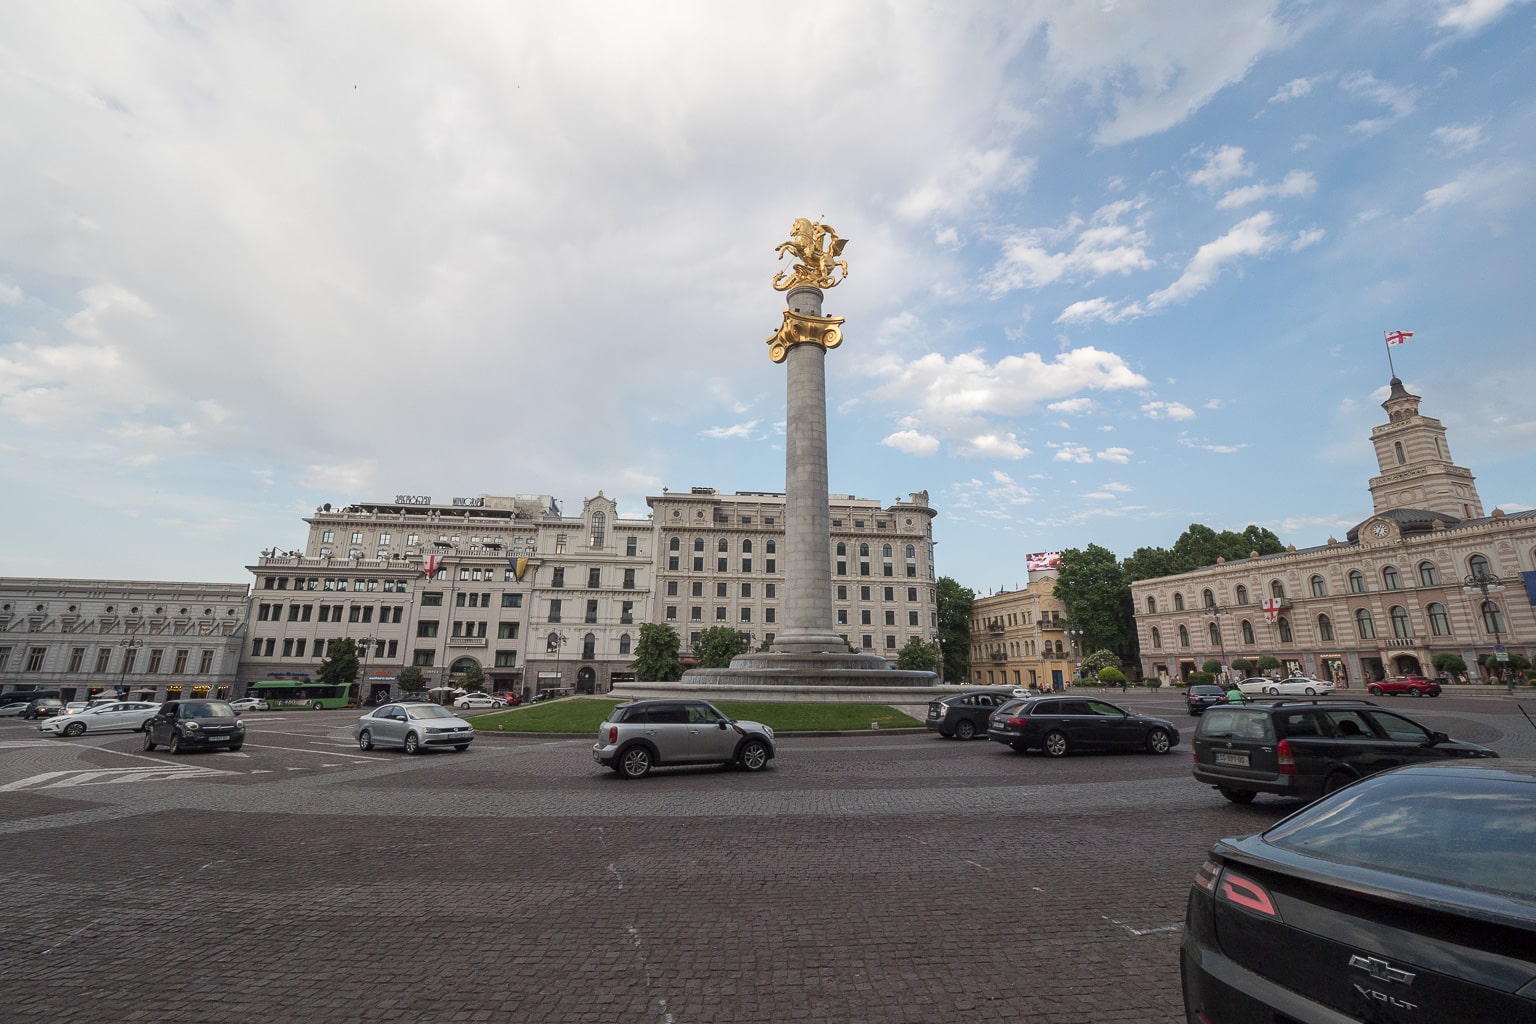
[20,698,65,720]
[1191,698,1495,803]
[986,695,1180,757]
[143,700,247,753]
[926,689,1014,739]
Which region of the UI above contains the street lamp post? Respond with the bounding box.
[355,637,375,707]
[931,634,945,684]
[1065,626,1084,690]
[1205,607,1227,682]
[546,631,568,694]
[117,636,144,698]
[434,541,459,698]
[1462,572,1512,682]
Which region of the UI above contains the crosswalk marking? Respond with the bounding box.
[0,764,233,791]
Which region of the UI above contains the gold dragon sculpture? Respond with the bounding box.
[771,218,849,291]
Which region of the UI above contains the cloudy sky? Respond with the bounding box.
[2,0,1533,593]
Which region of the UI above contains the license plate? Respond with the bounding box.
[1214,751,1249,766]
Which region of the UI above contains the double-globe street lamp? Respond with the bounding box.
[355,636,375,707]
[117,636,144,698]
[1462,572,1514,681]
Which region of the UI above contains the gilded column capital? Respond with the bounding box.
[766,310,844,364]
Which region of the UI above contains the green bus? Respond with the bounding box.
[246,679,354,710]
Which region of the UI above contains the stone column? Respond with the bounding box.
[775,285,846,654]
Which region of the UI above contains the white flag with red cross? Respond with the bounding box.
[1261,597,1282,623]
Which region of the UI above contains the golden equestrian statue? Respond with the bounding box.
[771,218,850,291]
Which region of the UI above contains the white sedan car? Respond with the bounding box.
[40,701,162,737]
[453,693,506,710]
[230,697,270,712]
[1237,676,1336,697]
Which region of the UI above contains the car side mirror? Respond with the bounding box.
[1428,731,1448,744]
[718,721,729,729]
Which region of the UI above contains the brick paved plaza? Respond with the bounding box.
[3,693,1531,1023]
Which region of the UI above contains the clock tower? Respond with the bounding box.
[1367,377,1484,521]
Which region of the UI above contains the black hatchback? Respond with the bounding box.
[986,695,1180,757]
[1185,684,1227,716]
[1191,698,1496,803]
[925,689,1014,740]
[143,700,247,753]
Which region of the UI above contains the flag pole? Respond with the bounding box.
[1383,331,1397,378]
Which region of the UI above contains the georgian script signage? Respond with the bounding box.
[395,495,432,505]
[452,497,485,507]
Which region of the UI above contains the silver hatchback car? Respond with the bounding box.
[593,699,775,779]
[354,702,474,754]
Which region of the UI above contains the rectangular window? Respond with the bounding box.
[295,639,307,657]
[765,608,776,623]
[172,649,189,673]
[885,611,896,626]
[666,606,677,621]
[693,557,704,571]
[626,537,637,556]
[94,647,111,673]
[861,635,873,650]
[498,623,520,640]
[718,558,728,572]
[885,635,897,649]
[621,601,634,624]
[741,559,752,572]
[716,582,728,598]
[691,606,702,621]
[860,586,871,601]
[836,585,847,600]
[740,608,752,622]
[501,593,522,608]
[837,610,848,625]
[552,567,565,588]
[147,649,164,673]
[417,621,440,638]
[549,599,562,623]
[692,582,704,597]
[909,611,919,626]
[199,650,214,673]
[412,649,436,667]
[908,587,918,602]
[666,581,678,596]
[349,606,361,623]
[861,610,872,625]
[883,563,894,577]
[623,568,636,589]
[588,568,601,588]
[766,558,775,573]
[884,587,894,601]
[907,564,917,578]
[836,560,846,575]
[422,592,443,607]
[715,607,727,621]
[860,563,870,576]
[740,583,752,598]
[494,650,519,668]
[282,638,294,658]
[68,647,85,673]
[585,600,598,624]
[288,605,301,621]
[669,556,680,570]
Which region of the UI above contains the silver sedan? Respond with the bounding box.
[354,702,475,754]
[39,701,162,737]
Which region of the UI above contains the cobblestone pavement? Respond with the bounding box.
[1,694,1532,1023]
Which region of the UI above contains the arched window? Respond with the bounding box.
[588,512,606,549]
[1235,584,1249,605]
[618,633,632,655]
[582,633,596,659]
[1150,627,1162,649]
[1208,622,1220,646]
[719,538,729,552]
[906,544,916,558]
[1178,625,1190,647]
[1240,620,1255,644]
[859,543,870,557]
[742,539,752,553]
[882,544,893,557]
[1278,617,1293,643]
[1310,575,1327,598]
[1482,601,1507,635]
[1270,579,1285,599]
[1394,440,1406,465]
[1202,589,1215,608]
[1382,566,1401,591]
[1418,561,1439,587]
[1174,593,1185,611]
[768,540,776,554]
[1355,609,1376,639]
[1469,554,1491,580]
[694,537,704,552]
[1054,640,1064,655]
[1348,570,1366,594]
[1390,605,1411,638]
[1146,596,1157,613]
[1427,603,1451,636]
[835,542,846,556]
[669,537,680,551]
[1317,614,1334,642]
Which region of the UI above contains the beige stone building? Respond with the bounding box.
[1132,379,1534,686]
[0,579,249,702]
[968,572,1078,691]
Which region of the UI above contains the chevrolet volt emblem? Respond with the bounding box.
[1349,955,1415,985]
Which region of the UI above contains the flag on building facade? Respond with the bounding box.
[510,556,529,581]
[1025,551,1062,571]
[422,554,439,577]
[1260,597,1282,623]
[1385,330,1413,346]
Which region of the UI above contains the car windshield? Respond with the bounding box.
[1264,770,1536,901]
[994,699,1029,716]
[184,702,236,719]
[406,704,458,720]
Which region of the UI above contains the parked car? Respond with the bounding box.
[1185,684,1228,716]
[1238,675,1336,697]
[985,695,1180,757]
[59,701,91,716]
[453,693,506,710]
[0,700,35,717]
[926,689,1014,739]
[491,691,522,707]
[142,700,246,753]
[592,699,775,779]
[229,697,270,712]
[1010,686,1044,699]
[1368,675,1442,697]
[40,701,161,737]
[1181,760,1536,1023]
[354,702,474,753]
[1191,698,1495,804]
[20,698,66,720]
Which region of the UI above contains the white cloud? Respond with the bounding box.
[896,149,1035,221]
[1054,296,1144,325]
[1217,169,1318,209]
[1203,398,1227,409]
[1291,227,1325,251]
[959,432,1030,459]
[1268,77,1315,103]
[1098,447,1133,463]
[1188,145,1252,189]
[1418,163,1531,216]
[986,200,1153,293]
[1436,0,1533,35]
[1053,442,1094,464]
[881,429,940,455]
[1341,72,1416,135]
[299,462,373,492]
[1101,481,1133,492]
[1143,400,1196,420]
[1146,212,1280,309]
[1047,397,1097,414]
[0,280,22,306]
[1433,122,1486,155]
[701,421,759,439]
[1179,434,1248,454]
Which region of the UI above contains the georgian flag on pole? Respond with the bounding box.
[1385,330,1413,346]
[1261,597,1283,624]
[422,554,439,577]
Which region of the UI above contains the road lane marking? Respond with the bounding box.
[1,765,233,790]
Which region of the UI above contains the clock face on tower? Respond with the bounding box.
[1371,523,1389,538]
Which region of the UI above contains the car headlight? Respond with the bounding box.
[234,721,245,731]
[183,721,200,731]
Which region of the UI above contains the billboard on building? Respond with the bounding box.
[1025,551,1062,571]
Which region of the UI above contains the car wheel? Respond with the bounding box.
[737,739,770,771]
[1304,687,1317,696]
[618,745,652,779]
[954,720,977,741]
[1410,688,1423,697]
[357,730,373,751]
[1145,728,1172,755]
[311,701,323,711]
[63,721,86,738]
[143,731,157,751]
[1368,685,1384,696]
[1042,731,1069,758]
[1219,787,1257,804]
[1267,687,1280,696]
[167,733,182,755]
[1322,769,1356,796]
[453,744,470,752]
[403,732,421,755]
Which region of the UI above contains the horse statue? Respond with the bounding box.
[772,217,849,291]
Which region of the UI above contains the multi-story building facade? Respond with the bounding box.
[1132,379,1535,685]
[647,488,939,658]
[968,572,1077,691]
[0,579,249,702]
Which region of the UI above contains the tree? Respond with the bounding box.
[1098,665,1126,686]
[316,637,361,693]
[1080,648,1121,679]
[936,576,974,683]
[461,663,486,692]
[1201,659,1222,675]
[397,665,425,693]
[895,636,939,673]
[1230,658,1256,676]
[693,626,751,669]
[632,623,682,681]
[1054,545,1134,658]
[1431,652,1467,675]
[1256,654,1281,673]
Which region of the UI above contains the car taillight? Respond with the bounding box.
[607,726,617,743]
[1193,858,1221,893]
[1216,868,1279,918]
[1277,738,1296,775]
[1005,716,1029,728]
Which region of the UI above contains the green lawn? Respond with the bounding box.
[464,697,923,733]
